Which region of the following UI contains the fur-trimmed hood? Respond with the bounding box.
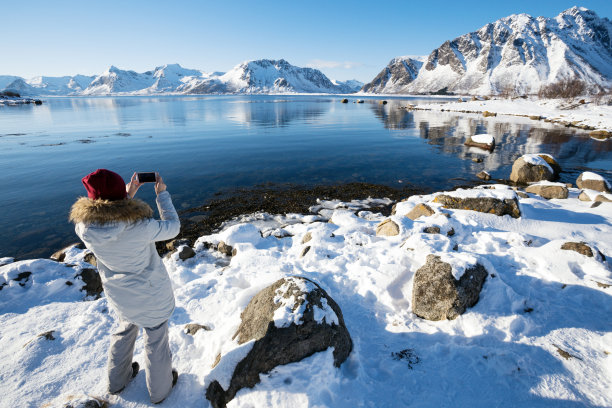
[70,197,153,225]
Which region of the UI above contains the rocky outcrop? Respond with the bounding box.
[206,276,352,408]
[576,172,611,193]
[376,219,400,236]
[433,195,521,218]
[509,155,557,184]
[525,184,569,199]
[405,203,435,220]
[412,255,487,320]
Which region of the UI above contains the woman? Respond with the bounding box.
[70,169,180,403]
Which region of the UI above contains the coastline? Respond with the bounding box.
[412,97,612,134]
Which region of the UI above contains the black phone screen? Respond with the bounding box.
[137,172,156,183]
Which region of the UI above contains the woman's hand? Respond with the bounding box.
[126,173,144,199]
[155,172,167,195]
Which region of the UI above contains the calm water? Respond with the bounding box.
[1,95,611,259]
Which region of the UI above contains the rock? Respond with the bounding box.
[412,255,488,321]
[589,130,612,140]
[405,203,435,220]
[206,276,352,408]
[595,194,612,203]
[15,271,31,286]
[217,241,234,257]
[341,98,348,103]
[529,115,542,120]
[537,154,561,175]
[300,246,311,257]
[185,323,211,335]
[472,157,483,163]
[517,191,529,199]
[178,246,196,260]
[433,195,521,218]
[458,98,464,102]
[579,191,591,201]
[83,252,97,267]
[357,99,364,103]
[525,184,569,199]
[476,171,491,181]
[561,242,593,257]
[576,172,611,193]
[376,219,400,236]
[379,100,387,105]
[50,243,85,262]
[471,96,478,101]
[59,395,108,408]
[482,111,497,117]
[464,134,495,151]
[166,238,192,252]
[446,228,455,237]
[509,155,555,184]
[77,268,103,299]
[301,232,312,244]
[422,226,440,234]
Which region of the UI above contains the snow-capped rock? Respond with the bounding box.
[363,7,612,95]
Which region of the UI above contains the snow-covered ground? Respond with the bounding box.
[1,184,611,407]
[416,97,612,132]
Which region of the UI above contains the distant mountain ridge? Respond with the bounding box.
[361,7,612,95]
[1,60,363,96]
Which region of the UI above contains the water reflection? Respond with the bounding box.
[370,104,611,179]
[226,99,328,127]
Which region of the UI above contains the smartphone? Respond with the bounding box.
[136,172,157,183]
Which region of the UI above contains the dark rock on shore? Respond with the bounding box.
[433,194,521,218]
[77,268,103,299]
[206,276,352,408]
[412,255,488,320]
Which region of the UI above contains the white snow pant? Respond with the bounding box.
[108,319,173,403]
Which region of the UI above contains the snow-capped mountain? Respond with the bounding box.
[361,57,424,93]
[82,64,205,95]
[362,7,612,95]
[180,59,350,94]
[1,60,356,95]
[332,79,364,93]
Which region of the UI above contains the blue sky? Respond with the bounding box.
[2,0,611,82]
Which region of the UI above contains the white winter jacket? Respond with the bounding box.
[70,191,180,328]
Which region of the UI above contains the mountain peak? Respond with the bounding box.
[362,7,612,95]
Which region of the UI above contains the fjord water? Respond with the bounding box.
[1,95,610,259]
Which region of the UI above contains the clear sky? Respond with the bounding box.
[2,0,611,82]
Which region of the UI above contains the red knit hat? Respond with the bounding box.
[82,169,127,201]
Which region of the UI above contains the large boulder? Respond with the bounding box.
[206,276,352,408]
[525,183,569,199]
[576,172,611,193]
[509,154,557,184]
[376,219,400,236]
[412,255,488,321]
[433,194,521,218]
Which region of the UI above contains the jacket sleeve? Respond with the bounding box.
[145,191,181,242]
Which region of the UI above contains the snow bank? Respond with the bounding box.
[1,185,611,407]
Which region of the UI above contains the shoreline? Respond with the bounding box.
[412,97,612,134]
